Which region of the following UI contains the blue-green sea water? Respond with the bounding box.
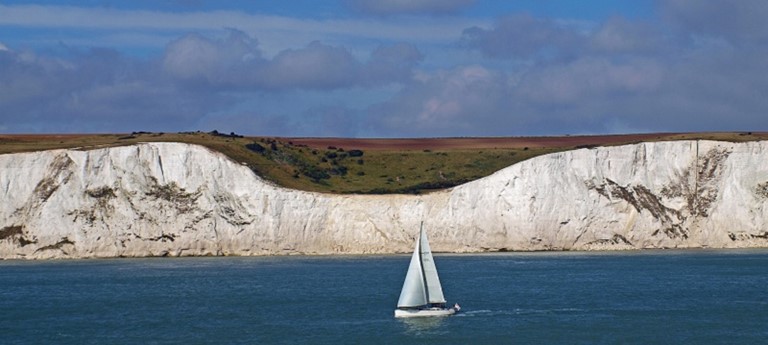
[2,250,768,344]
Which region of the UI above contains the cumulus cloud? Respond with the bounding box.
[442,3,768,136]
[162,30,263,85]
[368,30,768,137]
[0,30,423,134]
[368,65,512,136]
[260,42,361,90]
[161,31,422,90]
[516,58,664,105]
[0,47,221,133]
[348,0,475,16]
[3,2,768,137]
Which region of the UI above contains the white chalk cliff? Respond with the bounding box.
[1,140,768,259]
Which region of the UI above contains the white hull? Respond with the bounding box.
[394,307,458,318]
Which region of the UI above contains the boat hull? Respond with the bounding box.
[394,307,458,318]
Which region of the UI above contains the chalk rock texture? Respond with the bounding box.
[1,141,767,259]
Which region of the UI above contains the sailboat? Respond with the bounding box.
[394,222,460,318]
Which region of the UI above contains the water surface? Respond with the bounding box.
[2,250,767,344]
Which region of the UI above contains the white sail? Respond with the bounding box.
[397,233,427,307]
[396,223,446,308]
[419,227,446,304]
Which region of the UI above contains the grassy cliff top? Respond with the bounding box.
[2,131,766,194]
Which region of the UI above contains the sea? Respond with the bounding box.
[2,250,768,344]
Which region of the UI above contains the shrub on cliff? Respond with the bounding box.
[245,143,266,153]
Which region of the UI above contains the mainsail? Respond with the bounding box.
[397,223,446,308]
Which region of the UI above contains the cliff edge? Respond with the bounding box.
[2,140,767,259]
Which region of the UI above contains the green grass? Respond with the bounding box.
[2,131,766,194]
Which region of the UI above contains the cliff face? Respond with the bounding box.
[1,140,767,259]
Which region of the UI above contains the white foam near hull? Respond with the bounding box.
[394,307,458,318]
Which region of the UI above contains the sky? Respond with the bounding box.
[1,0,767,137]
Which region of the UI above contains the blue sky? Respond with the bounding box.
[1,0,766,137]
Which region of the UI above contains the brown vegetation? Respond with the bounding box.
[282,132,768,150]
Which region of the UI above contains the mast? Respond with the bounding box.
[418,222,430,303]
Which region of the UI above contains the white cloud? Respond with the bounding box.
[2,2,768,136]
[516,57,664,105]
[260,41,361,90]
[0,30,424,134]
[368,65,511,136]
[162,31,264,85]
[161,31,422,90]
